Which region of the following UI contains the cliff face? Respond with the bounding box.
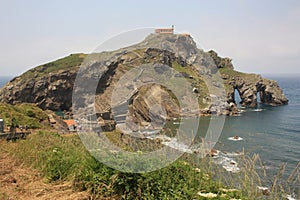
[0,70,76,111]
[0,34,288,128]
[0,54,85,111]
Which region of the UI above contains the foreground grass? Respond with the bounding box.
[0,103,49,129]
[1,131,250,200]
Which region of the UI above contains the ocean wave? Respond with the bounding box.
[145,134,195,153]
[161,138,193,153]
[223,151,244,157]
[228,136,243,141]
[212,154,240,173]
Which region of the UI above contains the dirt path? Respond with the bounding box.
[0,151,90,200]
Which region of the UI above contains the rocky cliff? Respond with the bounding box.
[0,34,288,129]
[0,54,85,111]
[219,68,288,107]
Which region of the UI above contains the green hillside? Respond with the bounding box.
[0,103,49,129]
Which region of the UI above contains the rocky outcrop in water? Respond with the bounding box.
[224,74,288,107]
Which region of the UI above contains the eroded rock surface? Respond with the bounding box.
[0,70,77,111]
[0,34,288,130]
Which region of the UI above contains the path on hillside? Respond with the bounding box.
[0,147,89,200]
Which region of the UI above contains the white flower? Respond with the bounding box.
[222,188,238,192]
[193,167,201,172]
[197,192,217,198]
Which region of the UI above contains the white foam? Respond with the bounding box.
[212,153,240,173]
[146,135,194,153]
[209,149,220,158]
[228,136,243,141]
[223,151,244,157]
[162,138,193,153]
[222,165,240,173]
[221,159,240,173]
[253,108,263,112]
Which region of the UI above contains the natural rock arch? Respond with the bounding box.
[227,75,288,107]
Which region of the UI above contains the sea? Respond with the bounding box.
[0,75,299,197]
[0,76,11,88]
[162,75,299,180]
[216,75,300,175]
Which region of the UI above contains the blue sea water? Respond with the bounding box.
[164,75,299,196]
[215,76,300,175]
[0,76,11,88]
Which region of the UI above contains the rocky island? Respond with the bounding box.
[0,33,288,130]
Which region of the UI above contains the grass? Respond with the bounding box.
[218,67,262,94]
[219,67,259,81]
[2,130,298,199]
[0,103,49,129]
[171,61,209,109]
[20,53,86,79]
[1,131,251,200]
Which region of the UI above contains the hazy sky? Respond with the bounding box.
[1,0,300,76]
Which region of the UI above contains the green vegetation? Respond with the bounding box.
[2,131,250,199]
[218,67,261,93]
[0,103,49,128]
[171,61,209,108]
[219,67,261,82]
[44,53,86,73]
[21,53,86,79]
[2,129,297,199]
[219,67,254,79]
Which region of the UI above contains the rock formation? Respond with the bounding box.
[0,53,87,111]
[0,68,77,111]
[223,73,288,107]
[0,34,288,130]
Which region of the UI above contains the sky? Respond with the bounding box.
[1,0,300,76]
